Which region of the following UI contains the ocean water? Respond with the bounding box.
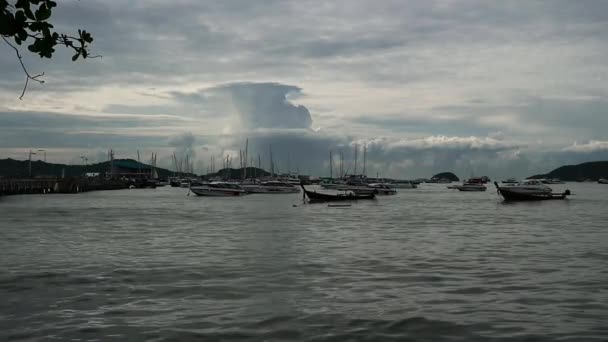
[1,183,607,341]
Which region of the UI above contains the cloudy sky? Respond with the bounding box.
[1,0,608,178]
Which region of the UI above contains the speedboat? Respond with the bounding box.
[448,178,487,191]
[190,182,248,196]
[356,183,397,195]
[242,181,300,194]
[494,180,569,201]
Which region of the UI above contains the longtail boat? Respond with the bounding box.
[301,184,375,203]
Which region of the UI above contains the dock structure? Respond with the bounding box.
[0,178,131,196]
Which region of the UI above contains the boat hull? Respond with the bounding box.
[498,188,569,201]
[190,187,247,197]
[494,182,570,201]
[242,186,300,194]
[301,185,375,203]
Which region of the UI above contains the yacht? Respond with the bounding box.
[190,182,248,197]
[448,178,487,191]
[495,180,569,200]
[241,181,300,194]
[355,183,397,195]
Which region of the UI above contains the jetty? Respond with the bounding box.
[0,177,131,196]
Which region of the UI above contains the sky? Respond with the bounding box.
[1,0,608,179]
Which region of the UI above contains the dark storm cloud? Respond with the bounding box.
[0,110,184,148]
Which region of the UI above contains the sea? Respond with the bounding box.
[1,183,607,341]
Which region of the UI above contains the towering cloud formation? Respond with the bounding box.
[210,82,313,130]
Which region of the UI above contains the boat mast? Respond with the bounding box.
[354,144,358,176]
[244,138,248,180]
[137,150,141,178]
[329,151,333,179]
[269,144,274,178]
[363,143,367,177]
[340,152,344,179]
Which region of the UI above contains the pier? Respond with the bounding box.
[0,178,131,196]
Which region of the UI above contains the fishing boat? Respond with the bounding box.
[301,184,375,203]
[448,177,487,191]
[494,180,570,201]
[190,182,248,196]
[242,181,300,194]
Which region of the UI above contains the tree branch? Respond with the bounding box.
[2,35,45,100]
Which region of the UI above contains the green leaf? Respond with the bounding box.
[35,4,52,21]
[17,30,28,42]
[15,10,26,23]
[24,7,36,20]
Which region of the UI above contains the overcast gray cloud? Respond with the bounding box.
[1,0,607,178]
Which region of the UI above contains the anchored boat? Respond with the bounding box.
[494,180,570,201]
[190,182,248,197]
[301,184,375,203]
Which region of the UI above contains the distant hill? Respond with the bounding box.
[528,161,608,181]
[0,158,177,178]
[431,172,460,182]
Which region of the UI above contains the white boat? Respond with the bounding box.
[190,182,248,196]
[320,180,346,190]
[599,178,608,184]
[448,178,487,191]
[391,180,418,189]
[494,180,569,200]
[242,181,300,194]
[501,179,553,195]
[360,183,397,195]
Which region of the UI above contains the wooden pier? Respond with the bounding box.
[0,178,131,196]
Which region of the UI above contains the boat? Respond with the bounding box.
[356,183,397,195]
[241,181,300,194]
[320,179,347,190]
[494,180,570,201]
[501,178,518,184]
[598,178,608,184]
[301,184,375,203]
[391,180,418,189]
[190,182,248,196]
[448,177,487,191]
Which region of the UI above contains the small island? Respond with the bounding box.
[528,161,608,181]
[431,172,460,182]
